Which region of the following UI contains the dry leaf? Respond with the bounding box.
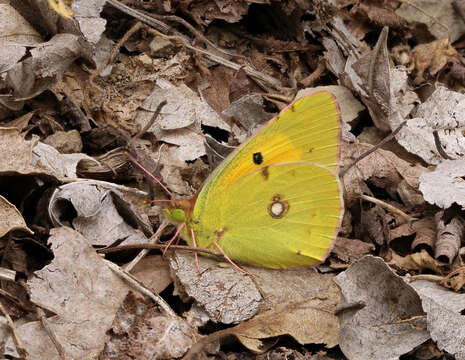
[4,227,131,359]
[420,159,465,208]
[129,255,172,294]
[332,237,375,263]
[222,94,273,135]
[396,86,465,164]
[334,256,429,360]
[389,217,436,255]
[0,4,42,74]
[342,142,426,208]
[169,253,261,324]
[101,292,197,359]
[233,300,339,353]
[48,180,150,246]
[411,280,465,360]
[350,27,391,132]
[435,210,464,264]
[0,195,33,237]
[396,1,465,42]
[389,249,440,273]
[170,252,341,324]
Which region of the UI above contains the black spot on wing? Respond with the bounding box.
[253,152,263,165]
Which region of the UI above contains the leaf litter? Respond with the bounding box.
[2,0,465,359]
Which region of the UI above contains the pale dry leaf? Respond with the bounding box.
[419,159,465,208]
[411,280,465,360]
[92,34,115,77]
[221,94,273,135]
[70,0,106,45]
[4,227,131,359]
[0,4,42,73]
[48,180,150,246]
[170,251,341,339]
[101,292,197,359]
[390,66,419,120]
[0,195,33,237]
[129,255,172,294]
[249,266,340,314]
[0,128,54,177]
[396,0,465,42]
[334,256,429,360]
[134,79,230,162]
[350,27,391,132]
[42,130,83,154]
[204,134,237,170]
[342,142,426,208]
[32,141,93,178]
[169,253,261,324]
[396,86,465,164]
[322,37,346,77]
[233,300,339,353]
[0,316,9,353]
[6,33,83,101]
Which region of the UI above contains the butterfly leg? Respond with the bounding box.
[213,242,252,276]
[190,227,201,274]
[162,223,185,256]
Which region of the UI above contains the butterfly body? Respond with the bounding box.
[163,91,344,269]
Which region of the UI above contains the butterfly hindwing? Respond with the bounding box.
[191,162,343,268]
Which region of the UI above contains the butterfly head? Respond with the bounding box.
[162,199,193,225]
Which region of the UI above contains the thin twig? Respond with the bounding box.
[407,274,444,282]
[145,27,282,88]
[340,121,407,177]
[129,100,167,144]
[300,61,326,87]
[36,307,67,360]
[149,13,246,59]
[98,243,222,258]
[0,300,28,358]
[433,130,455,160]
[106,0,172,33]
[89,21,143,88]
[104,259,177,317]
[361,194,416,223]
[89,22,142,87]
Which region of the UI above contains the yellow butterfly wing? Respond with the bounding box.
[190,162,343,268]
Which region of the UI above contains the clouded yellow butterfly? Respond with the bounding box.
[141,91,344,269]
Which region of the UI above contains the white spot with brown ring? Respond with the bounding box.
[268,195,289,219]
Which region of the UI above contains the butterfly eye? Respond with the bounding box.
[253,152,263,165]
[170,208,186,223]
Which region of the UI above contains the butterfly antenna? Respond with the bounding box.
[162,223,185,256]
[190,227,201,274]
[126,152,173,198]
